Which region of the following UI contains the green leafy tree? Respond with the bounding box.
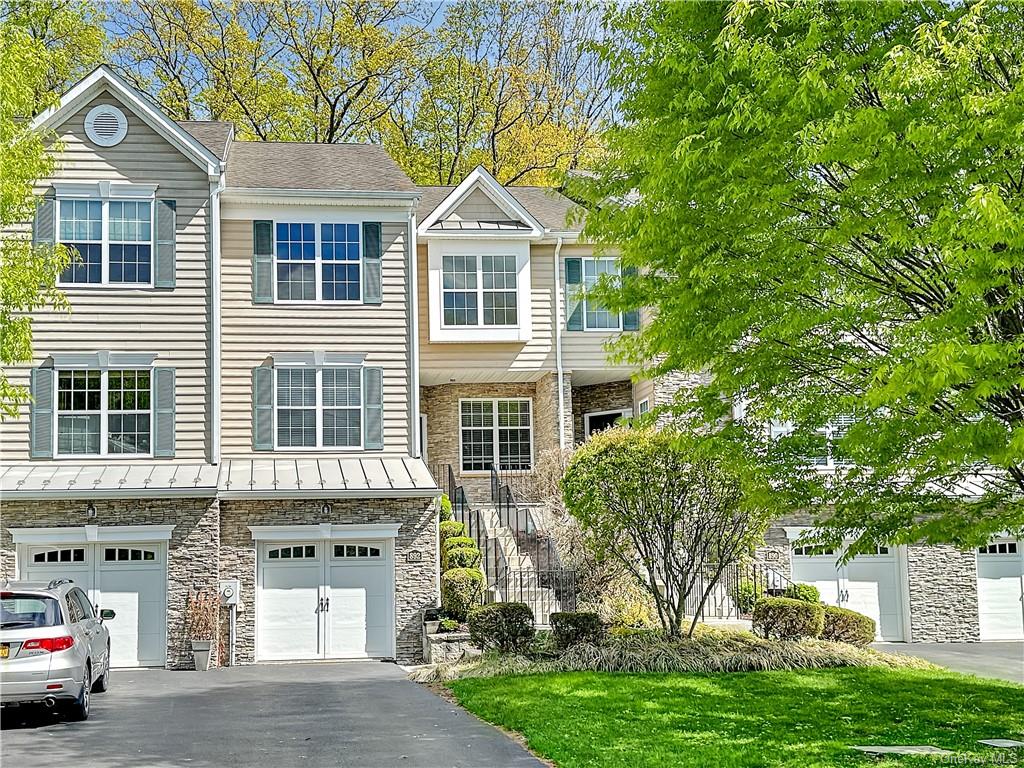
[561,427,781,637]
[0,7,88,418]
[570,1,1024,552]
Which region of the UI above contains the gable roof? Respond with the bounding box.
[416,166,545,237]
[177,121,234,160]
[417,184,582,233]
[225,141,418,194]
[32,65,223,177]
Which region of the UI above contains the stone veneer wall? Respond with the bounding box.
[535,371,573,453]
[219,496,437,664]
[0,497,220,669]
[420,380,563,504]
[906,544,981,642]
[571,379,635,442]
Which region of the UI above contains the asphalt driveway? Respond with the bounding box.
[1,661,545,768]
[874,641,1024,683]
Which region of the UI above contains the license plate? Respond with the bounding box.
[0,644,8,659]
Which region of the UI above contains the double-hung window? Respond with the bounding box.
[442,254,517,327]
[459,398,532,472]
[582,257,621,330]
[275,223,360,302]
[58,198,153,286]
[274,366,362,449]
[55,369,152,456]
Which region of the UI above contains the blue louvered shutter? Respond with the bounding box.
[565,257,584,331]
[622,265,640,331]
[154,199,177,288]
[363,366,383,449]
[29,368,54,458]
[152,368,176,457]
[252,221,274,304]
[362,222,382,305]
[252,366,274,450]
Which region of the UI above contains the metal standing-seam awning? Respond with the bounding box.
[217,456,440,499]
[0,462,220,499]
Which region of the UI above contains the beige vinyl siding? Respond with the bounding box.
[446,189,508,222]
[0,89,212,461]
[559,244,632,374]
[220,218,412,456]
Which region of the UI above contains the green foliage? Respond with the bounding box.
[752,597,825,641]
[443,546,481,570]
[550,612,603,649]
[439,520,466,548]
[732,580,764,615]
[562,426,779,636]
[440,568,484,622]
[782,583,821,604]
[441,535,476,556]
[467,602,535,654]
[821,605,876,647]
[571,0,1024,550]
[439,494,453,522]
[438,618,460,633]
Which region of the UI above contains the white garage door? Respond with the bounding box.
[791,544,905,641]
[977,540,1024,641]
[23,543,167,667]
[257,540,392,661]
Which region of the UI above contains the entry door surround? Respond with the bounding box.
[250,523,400,661]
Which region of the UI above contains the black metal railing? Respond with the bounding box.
[490,567,578,626]
[683,560,794,621]
[490,463,537,504]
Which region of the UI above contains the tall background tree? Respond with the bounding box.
[0,0,103,417]
[572,0,1024,552]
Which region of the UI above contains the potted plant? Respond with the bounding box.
[186,588,219,671]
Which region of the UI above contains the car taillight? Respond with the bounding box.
[22,636,75,653]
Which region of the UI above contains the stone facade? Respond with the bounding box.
[0,497,220,669]
[535,371,573,452]
[571,378,634,442]
[420,380,562,504]
[906,544,981,642]
[219,496,437,664]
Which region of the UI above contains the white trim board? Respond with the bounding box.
[248,523,402,542]
[417,166,543,237]
[10,524,175,545]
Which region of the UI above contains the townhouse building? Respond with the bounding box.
[1,67,1020,669]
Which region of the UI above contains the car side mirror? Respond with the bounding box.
[99,609,116,621]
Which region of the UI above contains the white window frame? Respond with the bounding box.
[583,408,633,437]
[331,541,385,562]
[54,368,154,459]
[768,417,855,470]
[581,256,623,332]
[272,365,364,451]
[458,397,534,474]
[440,252,519,329]
[272,219,362,305]
[427,239,532,343]
[637,399,650,416]
[55,182,157,288]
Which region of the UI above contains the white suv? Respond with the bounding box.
[0,579,114,720]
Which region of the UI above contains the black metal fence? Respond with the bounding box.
[489,567,578,626]
[683,560,793,621]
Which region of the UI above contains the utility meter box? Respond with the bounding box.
[219,579,241,606]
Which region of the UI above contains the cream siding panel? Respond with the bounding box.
[447,189,509,222]
[220,218,412,457]
[0,89,212,462]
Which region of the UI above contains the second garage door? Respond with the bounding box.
[257,540,392,661]
[977,539,1024,640]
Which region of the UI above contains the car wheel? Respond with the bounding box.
[92,650,110,693]
[67,664,91,721]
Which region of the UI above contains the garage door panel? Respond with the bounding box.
[978,550,1024,641]
[327,562,390,658]
[259,563,322,661]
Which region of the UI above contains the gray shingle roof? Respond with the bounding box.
[226,141,418,193]
[176,121,233,160]
[417,185,583,232]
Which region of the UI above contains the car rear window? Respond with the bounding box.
[0,594,63,629]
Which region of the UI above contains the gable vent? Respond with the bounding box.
[84,104,128,147]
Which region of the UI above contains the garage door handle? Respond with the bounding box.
[324,596,330,612]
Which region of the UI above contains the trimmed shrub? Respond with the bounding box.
[732,579,764,614]
[443,546,481,570]
[550,611,603,649]
[439,494,454,522]
[440,568,484,621]
[442,535,475,555]
[752,597,824,641]
[821,605,876,647]
[467,602,535,653]
[783,582,822,604]
[439,521,467,548]
[438,618,460,633]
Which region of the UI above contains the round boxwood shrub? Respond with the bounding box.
[442,535,475,555]
[440,568,484,622]
[439,494,454,522]
[467,602,535,653]
[550,611,603,649]
[732,579,764,614]
[821,605,876,646]
[439,521,467,548]
[752,596,824,641]
[782,582,822,604]
[443,545,480,570]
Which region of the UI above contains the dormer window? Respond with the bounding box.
[442,253,518,327]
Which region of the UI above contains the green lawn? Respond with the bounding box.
[449,668,1024,767]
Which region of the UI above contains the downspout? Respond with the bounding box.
[553,236,566,451]
[408,207,421,458]
[210,169,225,465]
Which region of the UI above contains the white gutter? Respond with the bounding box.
[553,235,567,451]
[210,170,226,464]
[408,208,422,458]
